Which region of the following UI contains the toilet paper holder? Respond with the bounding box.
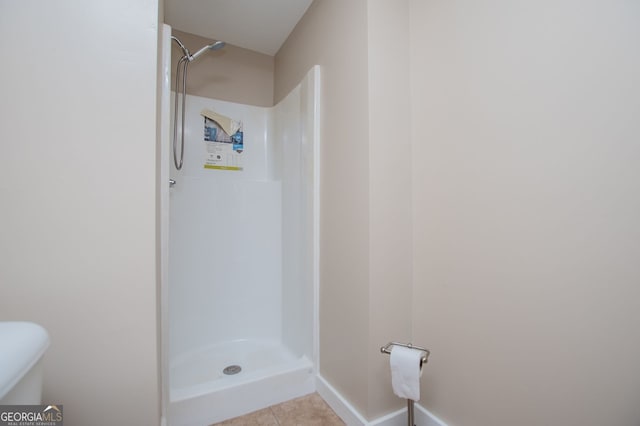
[381,342,430,426]
[380,341,430,368]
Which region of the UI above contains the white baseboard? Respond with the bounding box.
[316,375,447,426]
[316,375,368,425]
[415,404,448,426]
[368,407,407,426]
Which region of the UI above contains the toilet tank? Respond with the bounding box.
[0,322,50,404]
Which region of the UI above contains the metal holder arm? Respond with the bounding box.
[380,341,430,368]
[380,342,430,426]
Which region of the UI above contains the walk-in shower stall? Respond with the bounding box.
[159,26,319,426]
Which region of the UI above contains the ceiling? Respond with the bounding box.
[164,0,314,56]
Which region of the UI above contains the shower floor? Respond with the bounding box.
[170,339,311,402]
[169,338,315,424]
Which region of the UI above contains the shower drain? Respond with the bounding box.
[223,365,242,375]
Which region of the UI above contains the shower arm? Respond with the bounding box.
[171,36,191,59]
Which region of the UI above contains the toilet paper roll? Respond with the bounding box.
[390,346,424,401]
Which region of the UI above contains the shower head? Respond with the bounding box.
[209,41,226,51]
[190,41,226,61]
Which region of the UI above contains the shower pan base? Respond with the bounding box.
[169,339,314,425]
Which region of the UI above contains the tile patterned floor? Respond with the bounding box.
[212,393,345,426]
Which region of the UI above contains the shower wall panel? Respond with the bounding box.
[273,66,319,362]
[171,94,275,181]
[169,95,281,359]
[169,178,282,358]
[168,66,318,365]
[275,85,309,359]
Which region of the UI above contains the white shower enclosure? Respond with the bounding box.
[159,26,319,426]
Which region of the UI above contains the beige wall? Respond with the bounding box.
[366,0,413,418]
[0,2,160,425]
[276,0,373,417]
[278,0,640,424]
[171,29,274,107]
[276,0,413,419]
[410,1,640,425]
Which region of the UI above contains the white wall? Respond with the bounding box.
[0,1,160,425]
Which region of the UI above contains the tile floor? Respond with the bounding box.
[211,393,345,426]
